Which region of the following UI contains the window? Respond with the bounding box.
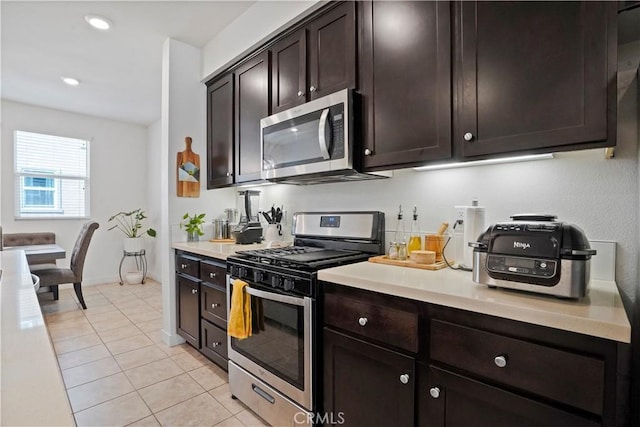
[15,131,90,219]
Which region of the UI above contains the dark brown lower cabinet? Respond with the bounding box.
[323,328,415,427]
[201,320,228,370]
[418,364,599,427]
[175,250,228,370]
[176,274,200,347]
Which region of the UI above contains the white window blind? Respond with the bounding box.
[14,130,90,219]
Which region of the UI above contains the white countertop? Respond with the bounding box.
[318,261,631,343]
[0,250,75,426]
[172,241,269,260]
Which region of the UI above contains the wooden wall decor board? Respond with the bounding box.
[177,136,200,197]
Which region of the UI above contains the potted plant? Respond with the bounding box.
[108,209,157,253]
[181,212,206,242]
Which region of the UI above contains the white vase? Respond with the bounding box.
[123,237,144,254]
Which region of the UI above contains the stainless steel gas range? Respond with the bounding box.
[226,211,385,427]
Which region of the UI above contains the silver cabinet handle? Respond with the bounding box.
[297,90,304,97]
[364,148,372,156]
[494,355,507,368]
[181,263,188,269]
[209,272,216,279]
[211,342,222,348]
[400,374,410,384]
[358,317,368,326]
[464,132,474,141]
[430,387,440,399]
[226,172,231,177]
[211,303,220,308]
[309,86,317,92]
[191,289,198,295]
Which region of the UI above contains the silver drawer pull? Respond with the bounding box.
[358,317,368,326]
[464,132,474,141]
[211,303,220,309]
[211,342,222,348]
[494,355,508,368]
[181,263,188,269]
[209,272,216,278]
[399,374,410,384]
[430,387,440,399]
[191,289,198,295]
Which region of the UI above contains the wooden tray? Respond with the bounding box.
[368,255,451,271]
[208,239,236,243]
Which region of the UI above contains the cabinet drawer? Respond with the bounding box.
[325,292,418,353]
[200,260,226,286]
[430,320,605,415]
[200,320,228,370]
[201,282,227,327]
[176,254,200,278]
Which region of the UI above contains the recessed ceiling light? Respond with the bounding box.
[85,14,112,30]
[61,77,80,86]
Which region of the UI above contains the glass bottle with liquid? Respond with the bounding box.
[388,205,406,259]
[408,206,422,254]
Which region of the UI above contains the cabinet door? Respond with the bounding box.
[323,328,415,427]
[206,74,234,189]
[419,365,599,427]
[234,51,270,183]
[458,1,616,157]
[360,1,452,170]
[177,274,200,347]
[308,1,356,100]
[270,29,307,113]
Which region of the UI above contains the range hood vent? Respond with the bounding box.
[268,169,392,185]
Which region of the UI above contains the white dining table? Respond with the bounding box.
[3,243,66,263]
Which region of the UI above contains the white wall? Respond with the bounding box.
[0,100,149,285]
[147,119,162,280]
[201,0,322,79]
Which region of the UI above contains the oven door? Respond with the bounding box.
[227,277,313,410]
[260,89,351,180]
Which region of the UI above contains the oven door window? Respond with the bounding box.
[231,294,305,390]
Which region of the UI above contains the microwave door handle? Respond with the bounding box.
[318,108,332,160]
[244,285,306,307]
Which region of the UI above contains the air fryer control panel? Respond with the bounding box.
[487,255,557,279]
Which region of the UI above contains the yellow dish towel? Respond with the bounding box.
[228,279,252,339]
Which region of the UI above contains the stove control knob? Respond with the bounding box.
[239,267,248,279]
[271,276,282,288]
[283,278,295,291]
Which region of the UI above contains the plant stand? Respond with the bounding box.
[118,249,147,285]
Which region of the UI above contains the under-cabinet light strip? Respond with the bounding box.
[413,153,554,171]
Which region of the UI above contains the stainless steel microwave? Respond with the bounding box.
[260,89,387,184]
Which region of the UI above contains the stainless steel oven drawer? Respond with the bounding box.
[229,362,311,427]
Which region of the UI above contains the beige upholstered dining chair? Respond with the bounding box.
[30,221,99,310]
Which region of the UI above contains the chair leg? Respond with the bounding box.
[52,285,59,301]
[73,282,87,310]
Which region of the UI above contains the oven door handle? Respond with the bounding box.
[245,286,306,307]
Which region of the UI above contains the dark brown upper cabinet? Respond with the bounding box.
[360,1,452,171]
[234,51,271,184]
[457,1,617,158]
[206,74,234,189]
[270,29,307,113]
[270,1,356,114]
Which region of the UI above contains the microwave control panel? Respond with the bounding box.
[329,104,345,159]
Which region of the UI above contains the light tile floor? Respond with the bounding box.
[39,280,270,427]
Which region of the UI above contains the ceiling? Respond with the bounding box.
[1,1,256,126]
[2,2,639,127]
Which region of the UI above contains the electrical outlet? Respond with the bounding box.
[455,208,466,222]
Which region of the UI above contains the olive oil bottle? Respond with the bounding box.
[408,206,422,254]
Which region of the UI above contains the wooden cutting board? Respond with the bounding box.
[368,255,451,271]
[177,136,200,198]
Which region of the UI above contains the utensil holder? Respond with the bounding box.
[425,235,446,262]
